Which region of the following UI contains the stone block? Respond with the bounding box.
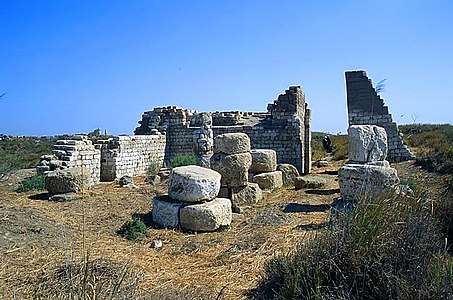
[231,182,262,206]
[277,163,300,186]
[249,149,277,173]
[152,195,186,228]
[45,167,90,194]
[294,175,326,190]
[179,198,232,232]
[213,133,251,154]
[253,171,283,190]
[348,125,388,162]
[338,162,399,202]
[168,165,221,202]
[210,152,252,187]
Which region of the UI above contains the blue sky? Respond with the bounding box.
[1,1,452,136]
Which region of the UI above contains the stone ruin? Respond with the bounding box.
[345,71,413,162]
[134,86,312,174]
[338,125,400,202]
[152,165,232,232]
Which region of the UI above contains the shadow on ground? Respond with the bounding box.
[305,189,340,195]
[283,203,330,213]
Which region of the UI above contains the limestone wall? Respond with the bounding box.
[345,70,413,162]
[99,134,166,181]
[42,136,101,186]
[134,86,312,174]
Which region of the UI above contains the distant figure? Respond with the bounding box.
[322,136,332,153]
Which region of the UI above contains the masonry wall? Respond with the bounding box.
[135,86,311,174]
[99,134,166,181]
[345,70,413,162]
[44,137,101,186]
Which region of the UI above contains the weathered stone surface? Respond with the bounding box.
[179,198,232,232]
[231,183,263,206]
[294,175,326,190]
[316,160,329,168]
[348,125,388,162]
[277,163,300,186]
[152,195,186,228]
[213,133,251,155]
[249,149,277,173]
[210,152,252,187]
[45,167,90,194]
[168,166,221,202]
[49,193,83,202]
[253,171,283,190]
[338,162,399,202]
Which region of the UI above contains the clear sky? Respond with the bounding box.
[1,1,452,136]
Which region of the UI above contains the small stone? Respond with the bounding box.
[45,167,90,194]
[118,175,133,187]
[316,160,329,168]
[213,133,251,155]
[168,166,221,202]
[249,149,277,173]
[294,175,326,189]
[149,240,163,249]
[49,193,83,202]
[253,171,283,190]
[231,183,262,206]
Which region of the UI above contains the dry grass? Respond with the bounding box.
[0,166,340,299]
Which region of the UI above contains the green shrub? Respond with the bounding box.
[250,193,453,299]
[16,174,46,193]
[147,156,162,176]
[168,154,197,168]
[117,218,147,240]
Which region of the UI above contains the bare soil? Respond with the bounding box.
[0,160,448,299]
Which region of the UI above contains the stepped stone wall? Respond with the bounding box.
[99,134,166,181]
[345,70,413,162]
[38,136,101,186]
[134,86,311,174]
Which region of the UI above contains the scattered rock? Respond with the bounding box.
[145,174,161,185]
[118,175,133,187]
[253,171,283,190]
[316,160,329,168]
[179,198,232,232]
[294,175,326,189]
[213,133,251,155]
[149,240,163,249]
[277,163,300,186]
[249,149,277,173]
[45,167,90,194]
[168,166,221,202]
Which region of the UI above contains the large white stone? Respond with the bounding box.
[179,198,232,232]
[152,195,185,228]
[210,152,252,187]
[348,125,388,162]
[213,133,251,155]
[253,171,283,190]
[168,166,221,202]
[277,163,300,186]
[338,162,399,202]
[249,149,277,173]
[45,167,90,194]
[294,175,326,190]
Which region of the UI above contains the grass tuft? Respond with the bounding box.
[117,218,147,240]
[15,174,46,193]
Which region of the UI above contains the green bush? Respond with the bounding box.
[147,156,162,176]
[16,174,46,193]
[168,154,197,168]
[117,218,147,240]
[251,193,453,299]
